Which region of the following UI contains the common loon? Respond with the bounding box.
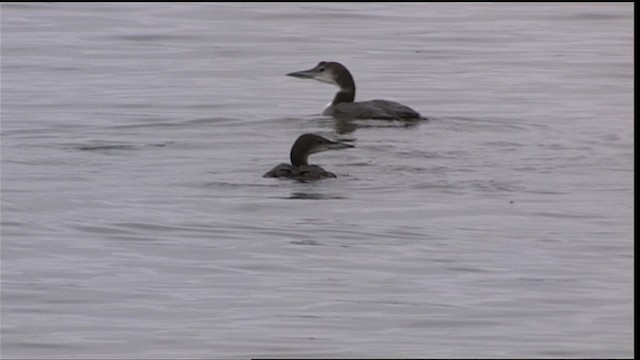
[287,61,424,120]
[263,133,353,180]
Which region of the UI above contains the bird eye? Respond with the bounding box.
[318,68,324,72]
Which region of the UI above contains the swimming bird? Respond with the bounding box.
[287,61,424,120]
[263,133,354,180]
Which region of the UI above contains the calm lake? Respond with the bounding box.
[1,2,634,358]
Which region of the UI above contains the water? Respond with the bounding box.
[0,3,633,358]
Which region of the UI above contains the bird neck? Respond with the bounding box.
[332,88,355,105]
[290,146,309,166]
[331,69,356,105]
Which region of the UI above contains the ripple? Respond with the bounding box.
[69,141,173,152]
[288,192,347,200]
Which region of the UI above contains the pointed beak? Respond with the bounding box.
[311,139,354,154]
[286,68,319,79]
[326,141,354,150]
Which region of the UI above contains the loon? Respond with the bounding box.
[287,61,424,120]
[263,133,353,180]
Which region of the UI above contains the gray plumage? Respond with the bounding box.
[287,61,424,120]
[263,133,353,181]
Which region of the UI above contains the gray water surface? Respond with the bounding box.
[1,3,634,359]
